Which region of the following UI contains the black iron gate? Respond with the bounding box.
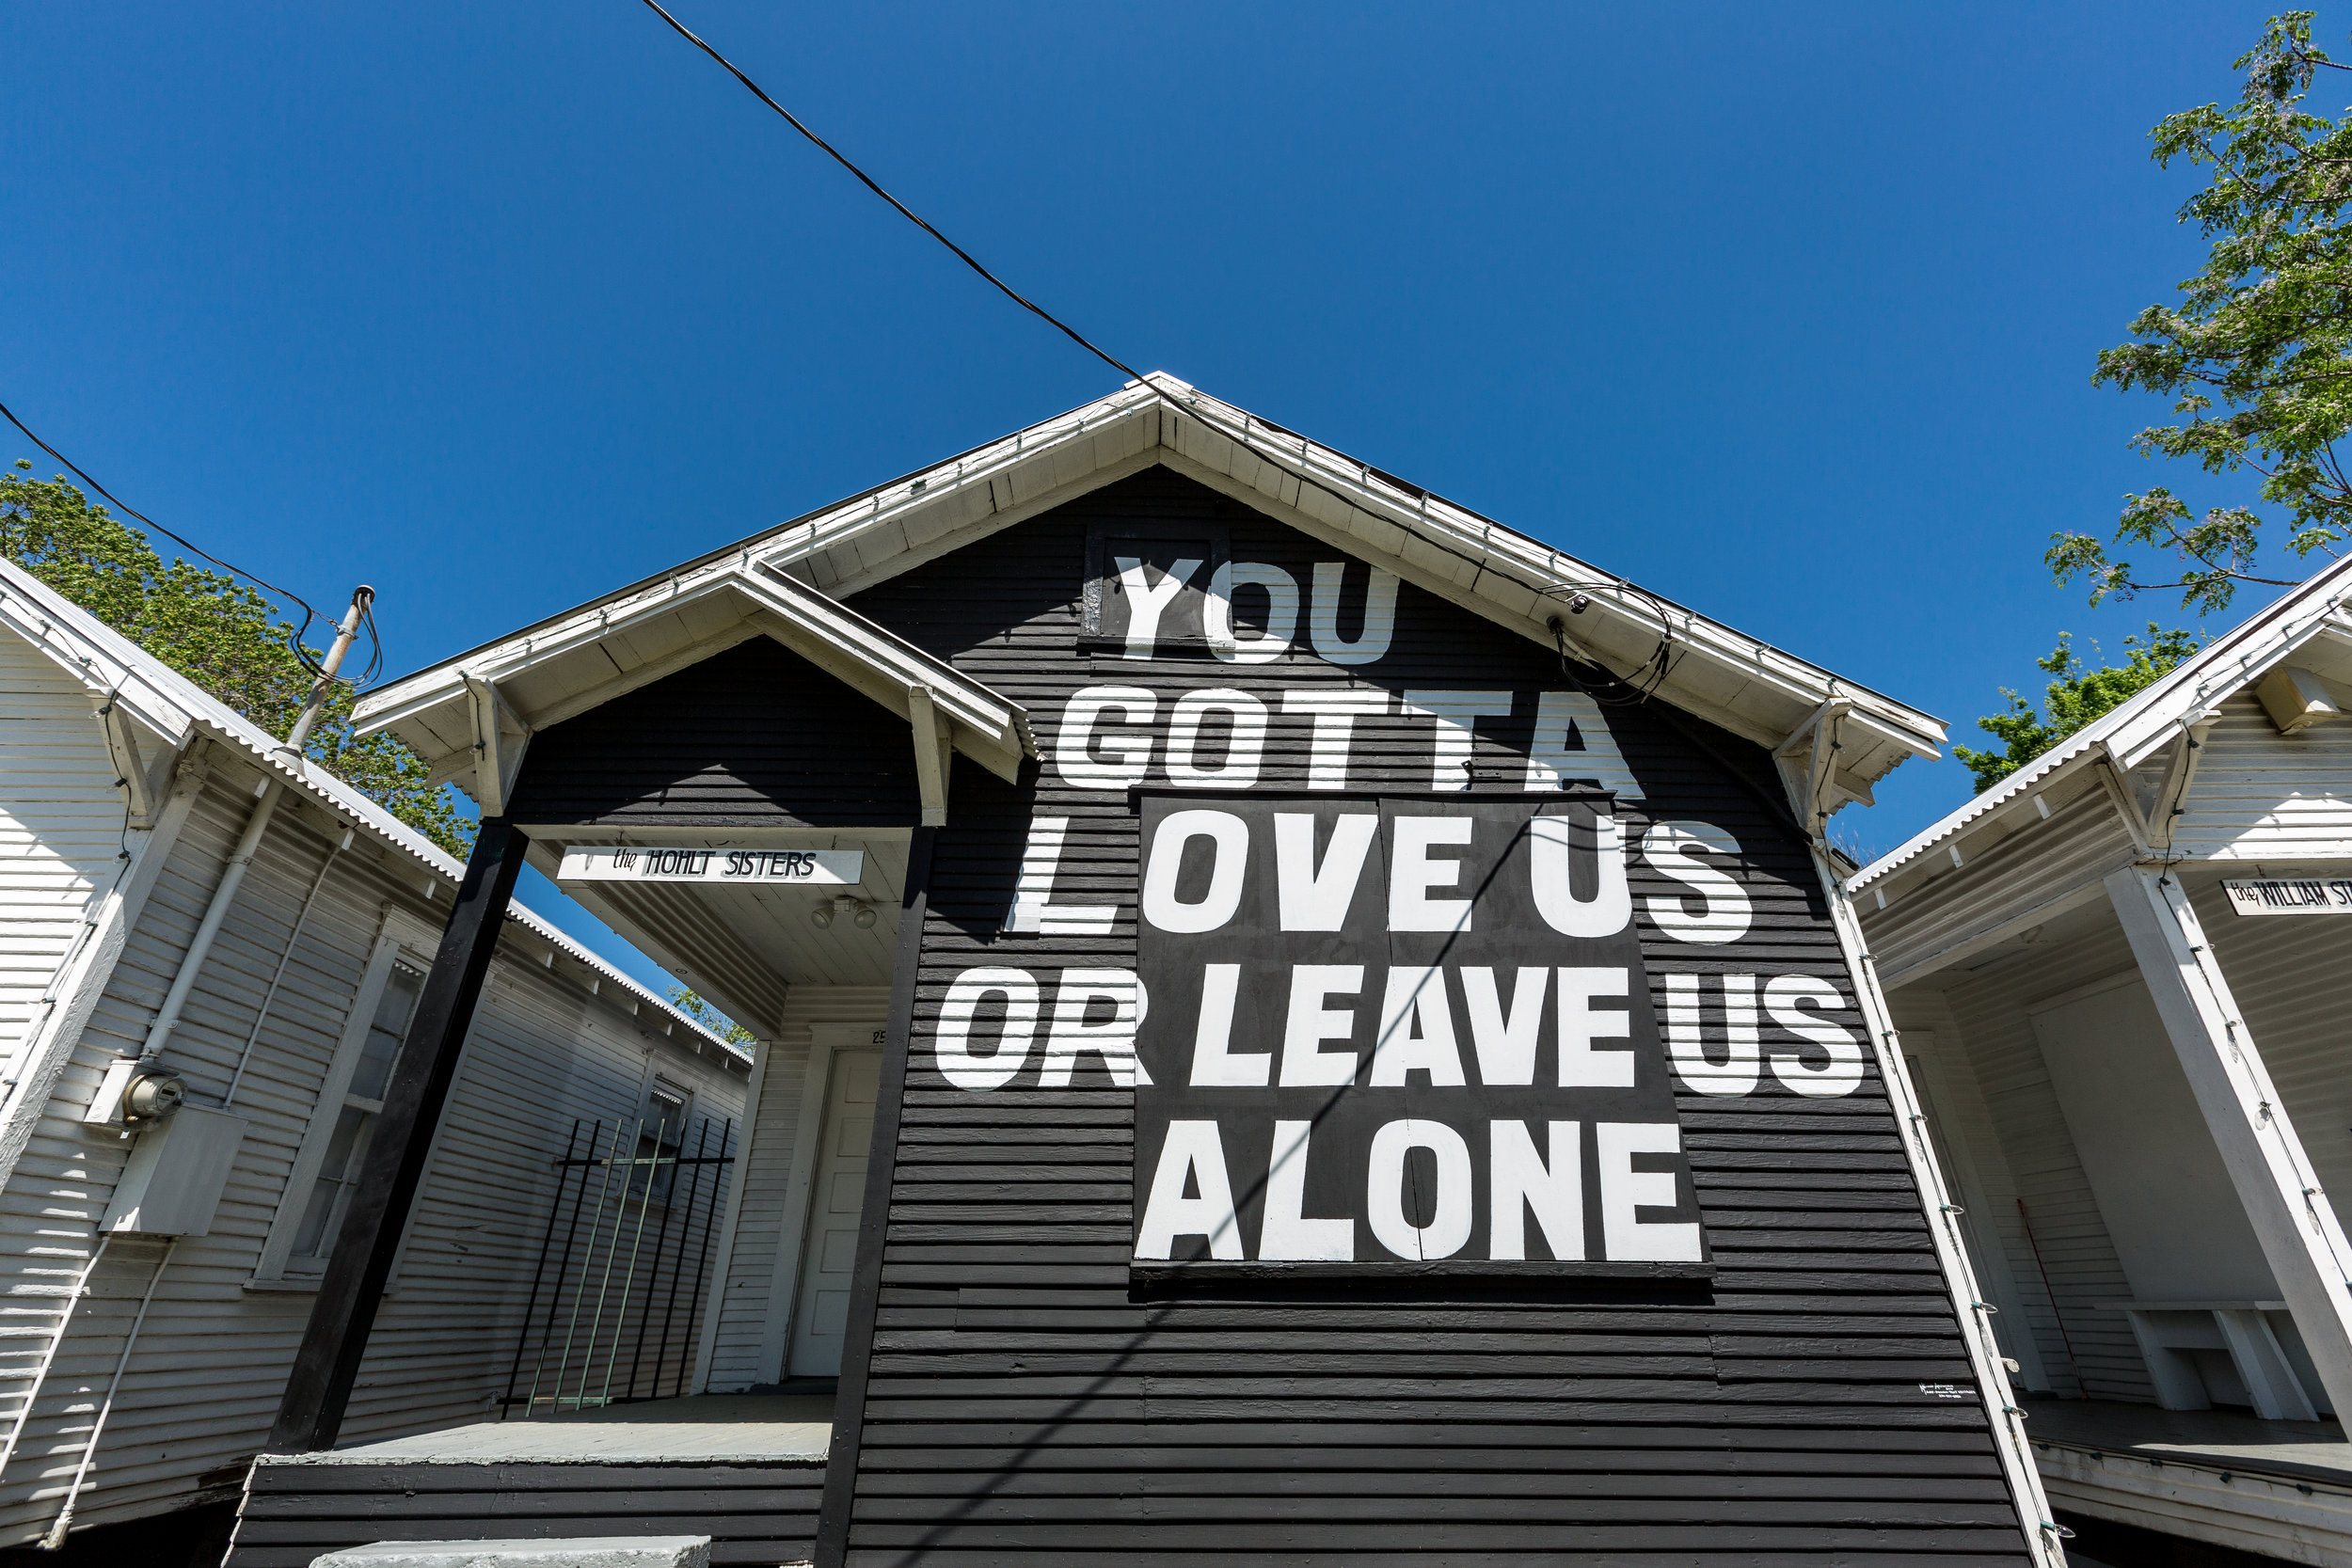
[501,1113,736,1417]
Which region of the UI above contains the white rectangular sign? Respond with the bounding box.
[2222,878,2352,917]
[557,847,864,886]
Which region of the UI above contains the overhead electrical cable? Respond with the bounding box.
[632,1,1684,707]
[636,0,1144,387]
[0,397,344,678]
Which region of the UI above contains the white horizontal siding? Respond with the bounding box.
[0,634,126,1086]
[705,986,886,1392]
[0,763,744,1544]
[2177,694,2352,860]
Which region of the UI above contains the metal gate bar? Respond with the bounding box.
[500,1114,736,1417]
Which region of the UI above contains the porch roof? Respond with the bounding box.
[353,561,1037,818]
[1849,553,2352,895]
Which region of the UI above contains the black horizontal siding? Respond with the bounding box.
[223,1459,822,1568]
[505,635,922,827]
[818,467,2026,1564]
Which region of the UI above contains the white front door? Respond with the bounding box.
[788,1051,880,1378]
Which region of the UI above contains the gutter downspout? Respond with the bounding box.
[135,589,372,1064]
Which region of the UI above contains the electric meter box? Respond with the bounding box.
[101,1106,248,1238]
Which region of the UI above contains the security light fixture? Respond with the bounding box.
[813,895,878,930]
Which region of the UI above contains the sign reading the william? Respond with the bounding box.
[1133,792,1707,1276]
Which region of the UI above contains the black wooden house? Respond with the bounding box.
[246,374,2059,1566]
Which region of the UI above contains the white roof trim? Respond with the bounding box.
[356,373,1946,788]
[354,560,1036,795]
[0,558,744,1064]
[1847,551,2352,893]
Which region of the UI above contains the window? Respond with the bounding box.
[633,1084,691,1205]
[288,960,423,1267]
[250,921,440,1292]
[1081,524,1228,656]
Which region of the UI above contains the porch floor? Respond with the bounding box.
[304,1394,835,1465]
[2027,1396,2352,1487]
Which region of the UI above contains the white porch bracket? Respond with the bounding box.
[907,684,951,828]
[2104,863,2352,1420]
[1773,698,1853,836]
[93,693,160,828]
[462,672,534,819]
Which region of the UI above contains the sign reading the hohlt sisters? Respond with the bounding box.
[557,847,865,885]
[1132,792,1708,1276]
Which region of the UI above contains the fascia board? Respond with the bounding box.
[1152,390,1948,757]
[361,565,1035,787]
[0,570,197,750]
[354,555,759,735]
[2105,604,2347,771]
[751,378,1946,761]
[729,568,1026,754]
[358,372,1946,773]
[0,564,736,1049]
[1149,443,1852,757]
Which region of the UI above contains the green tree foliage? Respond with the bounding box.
[668,987,755,1050]
[1953,626,2204,793]
[1,460,473,855]
[2056,13,2352,614]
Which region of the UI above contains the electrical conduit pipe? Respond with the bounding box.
[135,589,372,1064]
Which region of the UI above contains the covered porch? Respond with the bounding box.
[223,562,1037,1565]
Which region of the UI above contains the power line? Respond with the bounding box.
[635,0,1143,387]
[630,1,1687,704]
[1,396,335,676]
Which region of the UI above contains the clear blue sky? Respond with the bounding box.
[1,3,2310,1002]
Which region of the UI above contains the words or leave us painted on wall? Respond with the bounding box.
[1132,792,1707,1277]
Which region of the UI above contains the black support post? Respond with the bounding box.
[814,824,935,1568]
[270,817,532,1451]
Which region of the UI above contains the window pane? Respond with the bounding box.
[633,1090,689,1202]
[292,1105,374,1263]
[349,964,422,1102]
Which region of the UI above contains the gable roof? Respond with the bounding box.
[355,373,1947,809]
[1847,551,2352,894]
[0,556,745,1066]
[355,546,1036,820]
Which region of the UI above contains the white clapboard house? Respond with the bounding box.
[0,555,750,1552]
[1849,555,2352,1563]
